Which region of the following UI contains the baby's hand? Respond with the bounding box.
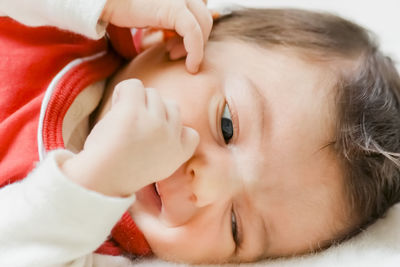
[101,0,212,73]
[62,79,199,197]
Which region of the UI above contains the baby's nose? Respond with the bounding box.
[189,159,238,208]
[156,164,199,226]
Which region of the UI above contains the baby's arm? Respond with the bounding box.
[0,0,108,39]
[0,150,135,267]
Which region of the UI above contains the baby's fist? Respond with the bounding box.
[63,79,199,197]
[110,79,200,182]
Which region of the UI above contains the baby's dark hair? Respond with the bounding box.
[210,8,400,244]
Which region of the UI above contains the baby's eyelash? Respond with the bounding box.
[227,97,240,143]
[231,205,243,251]
[221,102,234,144]
[220,97,240,145]
[231,208,239,244]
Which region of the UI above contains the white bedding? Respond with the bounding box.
[110,0,400,266]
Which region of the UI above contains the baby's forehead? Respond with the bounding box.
[204,40,339,102]
[205,39,337,73]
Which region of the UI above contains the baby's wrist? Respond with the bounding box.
[61,152,131,198]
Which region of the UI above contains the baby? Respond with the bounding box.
[1,0,400,266]
[93,9,400,263]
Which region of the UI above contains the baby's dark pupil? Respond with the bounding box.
[221,118,233,144]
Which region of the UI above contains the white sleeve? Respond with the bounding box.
[0,0,108,39]
[0,150,135,267]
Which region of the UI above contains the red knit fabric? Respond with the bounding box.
[0,18,107,187]
[0,17,151,257]
[95,212,151,257]
[107,24,141,60]
[96,240,124,256]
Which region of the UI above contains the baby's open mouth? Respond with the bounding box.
[135,182,162,214]
[151,182,162,211]
[154,182,160,197]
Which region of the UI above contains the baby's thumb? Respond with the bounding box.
[112,79,144,108]
[180,126,200,160]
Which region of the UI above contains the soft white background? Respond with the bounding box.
[208,0,400,69]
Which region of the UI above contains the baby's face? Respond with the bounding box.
[102,40,348,263]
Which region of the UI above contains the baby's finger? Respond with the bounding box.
[146,87,167,120]
[184,38,203,73]
[187,0,213,44]
[175,10,204,73]
[113,79,146,108]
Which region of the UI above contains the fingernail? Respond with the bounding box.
[189,64,199,74]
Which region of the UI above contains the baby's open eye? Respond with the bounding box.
[221,103,233,144]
